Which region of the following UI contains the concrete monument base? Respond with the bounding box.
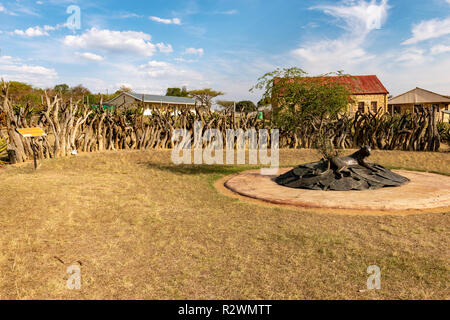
[217,169,450,215]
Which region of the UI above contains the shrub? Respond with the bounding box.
[0,137,7,154]
[0,137,7,166]
[438,122,450,145]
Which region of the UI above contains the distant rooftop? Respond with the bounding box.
[274,75,389,95]
[120,92,196,105]
[389,87,450,105]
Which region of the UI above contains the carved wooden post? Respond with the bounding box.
[1,81,27,163]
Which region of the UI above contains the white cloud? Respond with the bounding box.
[75,52,104,61]
[216,9,238,15]
[63,28,157,56]
[403,17,450,45]
[11,3,39,16]
[136,60,204,82]
[149,16,181,25]
[174,57,197,63]
[380,58,450,96]
[156,43,173,53]
[430,44,450,55]
[312,0,389,33]
[115,82,133,89]
[42,22,70,32]
[292,0,389,72]
[0,55,57,87]
[395,48,427,65]
[120,13,143,18]
[139,60,174,77]
[78,77,108,92]
[302,22,320,29]
[90,60,208,95]
[292,38,374,70]
[184,48,204,56]
[43,25,55,31]
[0,2,15,15]
[14,26,49,37]
[12,24,65,36]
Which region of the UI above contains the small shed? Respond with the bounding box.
[106,92,196,111]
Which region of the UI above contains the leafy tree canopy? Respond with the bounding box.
[71,84,90,95]
[166,87,188,97]
[54,84,70,94]
[118,85,132,93]
[250,67,308,101]
[236,100,256,113]
[8,81,41,106]
[112,85,133,98]
[188,88,224,109]
[216,100,235,111]
[251,67,354,129]
[257,96,272,108]
[70,84,91,100]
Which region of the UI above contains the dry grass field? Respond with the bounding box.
[0,149,449,300]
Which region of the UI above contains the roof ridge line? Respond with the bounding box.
[389,87,450,104]
[389,87,417,101]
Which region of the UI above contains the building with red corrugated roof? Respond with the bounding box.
[273,75,390,115]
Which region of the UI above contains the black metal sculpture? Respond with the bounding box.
[275,146,410,191]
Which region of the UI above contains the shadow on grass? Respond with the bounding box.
[147,162,258,176]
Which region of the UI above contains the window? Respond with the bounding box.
[371,102,378,113]
[393,106,401,114]
[358,102,365,113]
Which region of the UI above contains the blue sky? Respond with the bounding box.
[0,0,450,103]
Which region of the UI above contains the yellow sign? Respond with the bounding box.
[16,128,46,138]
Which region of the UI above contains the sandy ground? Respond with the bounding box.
[221,169,450,215]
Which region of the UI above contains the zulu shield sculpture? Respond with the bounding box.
[275,146,410,191]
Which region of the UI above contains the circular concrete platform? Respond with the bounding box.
[220,169,450,214]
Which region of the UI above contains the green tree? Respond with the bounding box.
[86,94,99,105]
[250,67,307,102]
[166,87,188,97]
[111,85,133,99]
[20,92,42,106]
[54,84,70,95]
[257,96,272,108]
[188,88,224,109]
[235,100,256,113]
[8,81,41,106]
[216,100,235,111]
[118,85,132,93]
[251,67,353,130]
[8,81,33,101]
[70,85,91,101]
